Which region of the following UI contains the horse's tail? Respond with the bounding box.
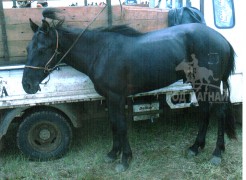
[222,43,236,83]
[222,42,236,139]
[222,81,237,139]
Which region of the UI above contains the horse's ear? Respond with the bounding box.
[29,18,39,33]
[41,19,50,33]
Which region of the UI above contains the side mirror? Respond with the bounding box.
[213,0,235,29]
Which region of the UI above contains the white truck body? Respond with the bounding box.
[0,65,197,109]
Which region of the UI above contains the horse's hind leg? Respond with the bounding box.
[210,98,226,165]
[188,100,210,157]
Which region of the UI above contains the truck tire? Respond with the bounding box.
[17,110,72,161]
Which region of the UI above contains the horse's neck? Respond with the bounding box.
[59,29,102,75]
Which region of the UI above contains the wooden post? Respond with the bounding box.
[12,0,17,8]
[200,0,204,15]
[106,0,112,27]
[0,1,10,61]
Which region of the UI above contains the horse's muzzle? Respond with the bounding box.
[22,78,41,94]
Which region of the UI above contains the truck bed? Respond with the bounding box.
[0,65,195,109]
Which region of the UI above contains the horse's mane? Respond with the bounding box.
[42,8,65,27]
[96,25,143,37]
[42,8,143,37]
[42,8,64,22]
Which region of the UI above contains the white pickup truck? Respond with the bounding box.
[0,0,243,160]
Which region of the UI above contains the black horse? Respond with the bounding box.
[22,9,236,172]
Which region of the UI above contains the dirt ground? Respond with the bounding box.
[0,106,242,179]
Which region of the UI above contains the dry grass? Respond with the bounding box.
[0,108,242,179]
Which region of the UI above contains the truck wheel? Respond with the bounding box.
[17,110,72,161]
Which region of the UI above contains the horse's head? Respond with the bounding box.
[22,19,61,94]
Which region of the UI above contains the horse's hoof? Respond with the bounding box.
[115,163,128,173]
[210,156,221,166]
[104,155,116,163]
[187,149,197,158]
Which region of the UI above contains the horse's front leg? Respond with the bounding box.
[105,94,132,172]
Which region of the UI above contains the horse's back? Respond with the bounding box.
[92,23,232,96]
[144,23,226,43]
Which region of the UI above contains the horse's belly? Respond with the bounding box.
[127,71,178,95]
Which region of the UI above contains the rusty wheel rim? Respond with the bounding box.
[28,121,62,153]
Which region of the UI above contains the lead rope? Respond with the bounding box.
[53,5,108,69]
[40,73,51,85]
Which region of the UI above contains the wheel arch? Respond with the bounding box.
[22,104,82,128]
[0,103,82,140]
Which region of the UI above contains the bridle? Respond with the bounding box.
[24,5,107,74]
[25,29,61,73]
